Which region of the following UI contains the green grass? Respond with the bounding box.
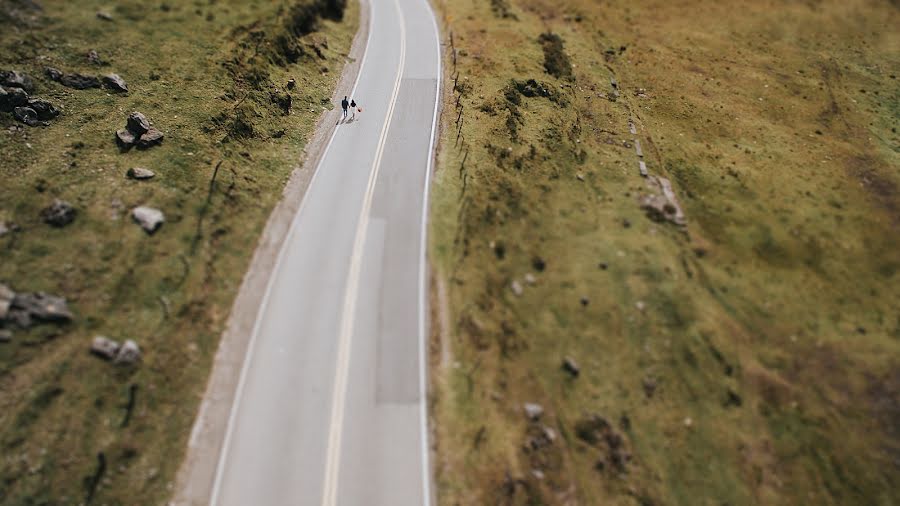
[0,0,357,503]
[430,0,900,504]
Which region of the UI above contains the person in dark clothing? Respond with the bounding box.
[350,98,357,120]
[340,96,349,121]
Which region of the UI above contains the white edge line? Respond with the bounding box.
[320,0,407,503]
[418,0,443,505]
[208,1,374,503]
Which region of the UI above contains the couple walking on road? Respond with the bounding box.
[340,95,361,123]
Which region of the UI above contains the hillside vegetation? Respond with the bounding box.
[0,0,355,503]
[430,0,899,504]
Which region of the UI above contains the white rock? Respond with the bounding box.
[524,402,544,420]
[510,280,524,296]
[127,167,155,180]
[115,339,141,364]
[132,206,164,234]
[91,336,120,360]
[524,273,536,285]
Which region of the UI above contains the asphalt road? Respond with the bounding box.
[209,0,441,504]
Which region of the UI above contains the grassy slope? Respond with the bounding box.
[430,0,899,504]
[0,1,356,504]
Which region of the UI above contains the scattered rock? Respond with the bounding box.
[96,11,113,21]
[622,218,631,228]
[0,85,29,112]
[91,336,120,360]
[562,356,580,377]
[41,199,76,227]
[0,283,14,320]
[524,273,536,285]
[0,70,35,92]
[575,413,632,473]
[510,280,524,297]
[724,389,742,407]
[127,167,155,180]
[11,292,73,324]
[87,49,104,65]
[580,296,589,307]
[131,206,164,234]
[44,67,63,81]
[0,329,11,343]
[287,78,296,90]
[115,339,141,364]
[13,106,40,127]
[598,262,608,270]
[116,129,136,146]
[635,300,646,312]
[0,221,9,237]
[126,112,150,135]
[576,173,585,181]
[524,403,544,420]
[59,72,102,90]
[27,98,60,120]
[136,128,164,149]
[103,74,128,92]
[532,256,546,272]
[683,417,693,427]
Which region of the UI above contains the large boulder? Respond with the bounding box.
[28,98,60,120]
[131,206,164,234]
[59,73,102,90]
[0,85,29,112]
[0,70,35,93]
[41,199,76,227]
[13,106,40,127]
[126,112,149,136]
[11,292,73,323]
[102,74,127,92]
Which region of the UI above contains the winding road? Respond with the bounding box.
[180,0,442,504]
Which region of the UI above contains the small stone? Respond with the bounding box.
[524,403,544,420]
[91,336,120,360]
[87,50,103,65]
[59,73,102,90]
[576,173,585,181]
[41,199,76,227]
[642,376,657,398]
[116,129,136,146]
[0,85,29,112]
[127,167,155,180]
[97,11,113,21]
[635,300,646,311]
[683,417,693,427]
[13,106,40,127]
[103,74,128,92]
[598,262,608,270]
[115,339,141,364]
[532,256,546,272]
[0,283,14,320]
[531,469,545,480]
[510,280,524,297]
[580,296,589,307]
[27,99,60,120]
[0,329,11,342]
[562,356,580,377]
[622,218,631,228]
[287,78,296,90]
[0,221,8,237]
[524,273,536,285]
[136,128,164,149]
[0,70,35,92]
[132,206,164,234]
[126,112,150,135]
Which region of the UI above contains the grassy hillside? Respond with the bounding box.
[0,0,356,504]
[430,0,899,504]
